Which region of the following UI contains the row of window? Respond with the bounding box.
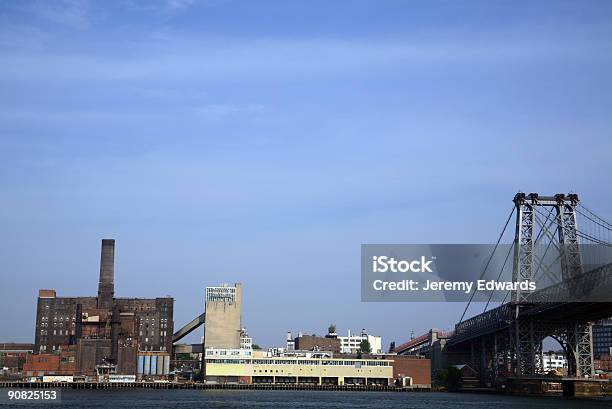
[39,329,75,336]
[206,350,252,356]
[206,359,390,367]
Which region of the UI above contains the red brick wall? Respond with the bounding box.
[23,354,60,375]
[391,356,431,386]
[294,336,341,353]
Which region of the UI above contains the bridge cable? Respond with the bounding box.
[483,241,514,313]
[576,209,612,237]
[578,204,612,229]
[458,206,515,324]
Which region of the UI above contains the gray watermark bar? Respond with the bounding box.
[361,244,612,302]
[0,389,62,405]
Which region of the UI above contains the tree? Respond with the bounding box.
[359,339,372,354]
[252,344,262,350]
[437,366,462,391]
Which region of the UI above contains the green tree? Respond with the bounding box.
[359,339,372,354]
[252,344,262,350]
[437,366,462,391]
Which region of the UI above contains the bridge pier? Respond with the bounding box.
[496,377,611,397]
[562,379,610,397]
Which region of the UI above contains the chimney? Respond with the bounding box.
[97,239,115,309]
[110,303,120,363]
[74,303,83,342]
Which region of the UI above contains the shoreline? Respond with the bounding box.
[0,382,429,392]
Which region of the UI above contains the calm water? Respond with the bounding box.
[2,390,611,408]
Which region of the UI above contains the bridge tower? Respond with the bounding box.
[511,193,592,377]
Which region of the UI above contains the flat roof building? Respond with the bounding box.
[204,347,394,385]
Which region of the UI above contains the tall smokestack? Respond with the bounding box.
[97,239,115,309]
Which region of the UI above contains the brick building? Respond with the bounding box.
[33,239,173,376]
[389,355,431,386]
[335,353,431,387]
[0,343,33,378]
[294,335,341,353]
[22,345,76,377]
[595,355,612,372]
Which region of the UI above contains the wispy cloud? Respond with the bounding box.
[15,0,91,29]
[124,0,198,12]
[166,0,196,9]
[1,33,610,84]
[194,104,266,120]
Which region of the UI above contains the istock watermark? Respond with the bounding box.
[361,244,612,302]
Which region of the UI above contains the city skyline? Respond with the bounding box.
[2,0,612,348]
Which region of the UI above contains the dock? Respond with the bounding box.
[0,381,430,392]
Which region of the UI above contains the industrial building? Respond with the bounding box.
[204,284,242,349]
[29,239,173,379]
[193,287,428,386]
[204,347,395,385]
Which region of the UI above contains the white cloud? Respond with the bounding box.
[1,33,610,84]
[166,0,195,9]
[194,104,266,119]
[124,0,199,12]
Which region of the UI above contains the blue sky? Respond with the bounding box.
[1,0,612,347]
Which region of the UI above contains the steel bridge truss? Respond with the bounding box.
[460,317,593,383]
[509,193,590,377]
[449,193,595,381]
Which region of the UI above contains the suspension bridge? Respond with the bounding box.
[442,193,612,390]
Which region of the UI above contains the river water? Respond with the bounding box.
[3,390,611,408]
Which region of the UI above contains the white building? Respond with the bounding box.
[541,352,567,372]
[286,331,295,351]
[240,328,252,350]
[337,329,382,354]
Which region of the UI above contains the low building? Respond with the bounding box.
[594,355,612,372]
[203,348,394,385]
[22,345,76,377]
[0,343,34,379]
[388,355,431,387]
[337,353,431,387]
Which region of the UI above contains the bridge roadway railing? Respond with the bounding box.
[527,262,612,303]
[448,262,612,346]
[448,303,514,346]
